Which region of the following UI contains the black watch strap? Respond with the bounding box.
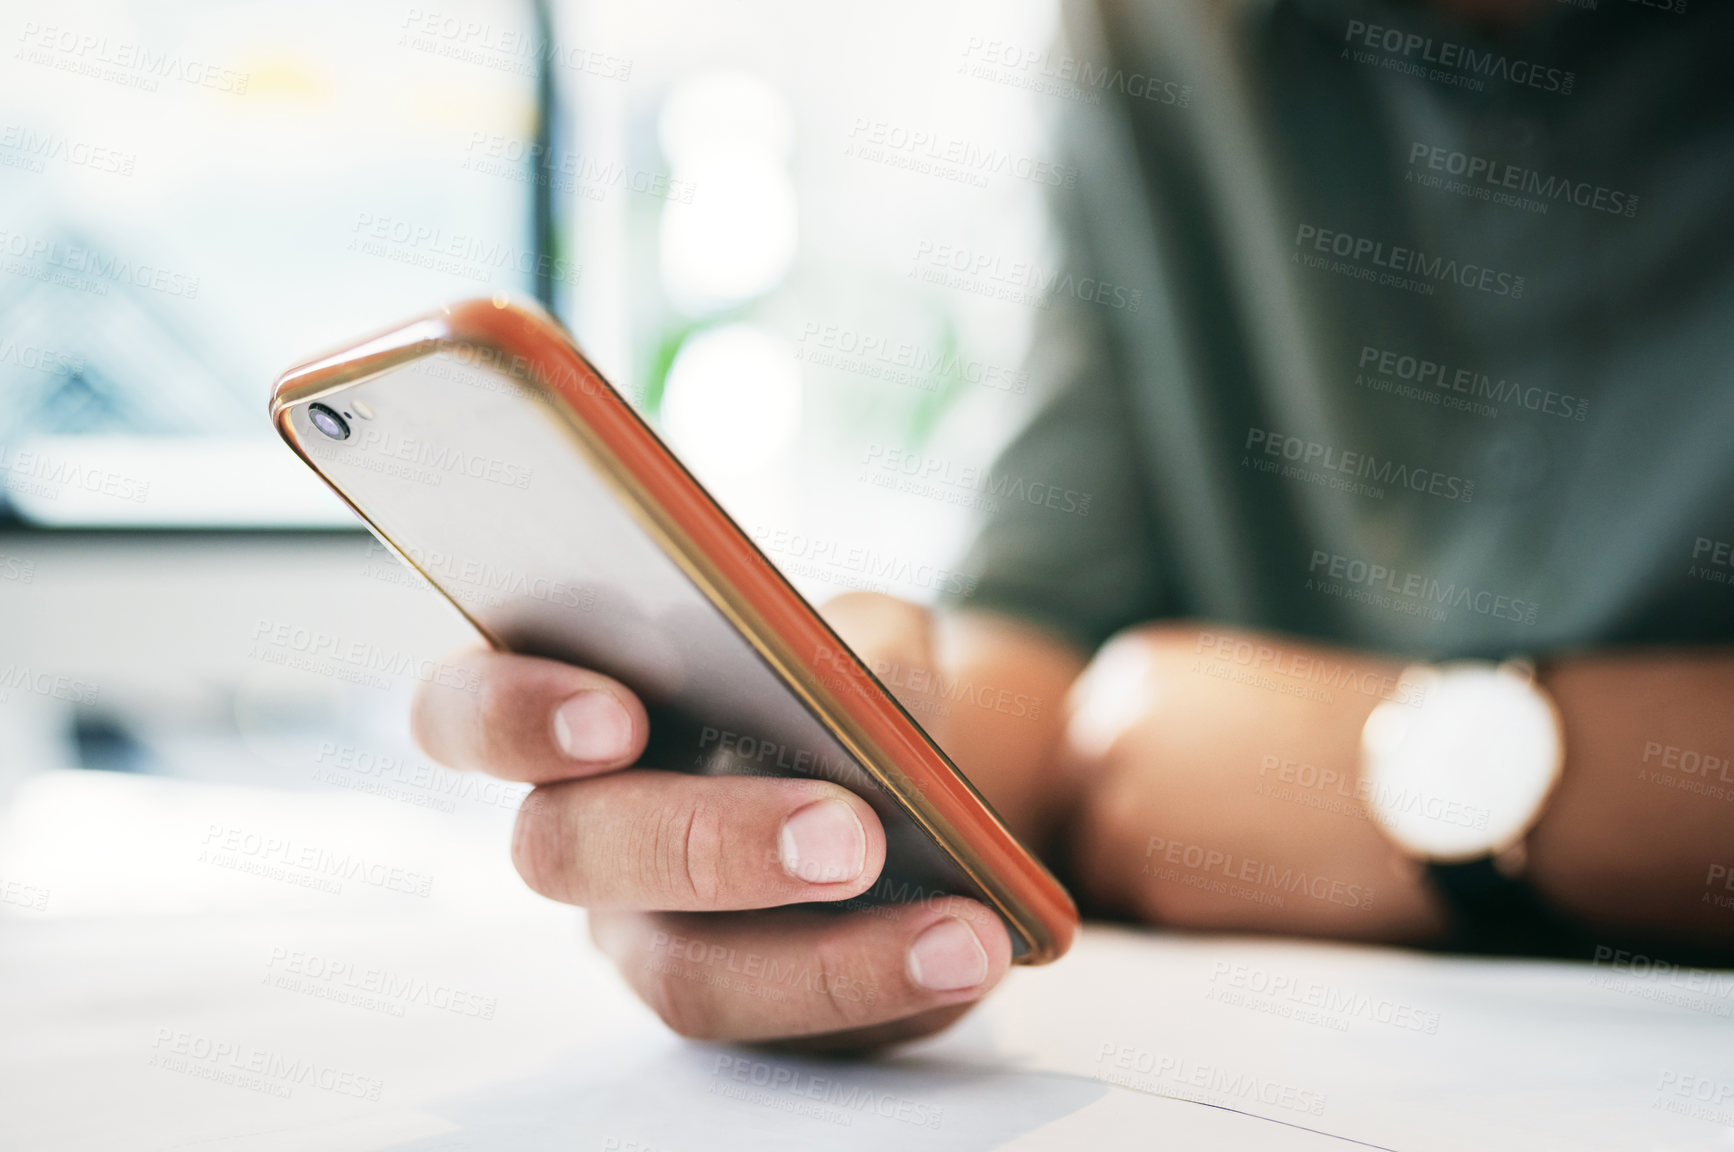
[1426,857,1582,956]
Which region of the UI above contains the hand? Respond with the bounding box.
[408,598,1014,1050]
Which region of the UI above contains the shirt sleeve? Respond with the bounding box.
[938,181,1170,655]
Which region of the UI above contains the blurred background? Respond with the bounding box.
[0,0,1064,847]
[7,9,1733,1150]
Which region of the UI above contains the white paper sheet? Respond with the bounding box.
[2,769,1729,1150]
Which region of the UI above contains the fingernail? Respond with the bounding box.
[552,691,633,762]
[778,800,866,884]
[907,917,989,992]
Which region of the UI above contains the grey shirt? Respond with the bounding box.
[946,0,1734,660]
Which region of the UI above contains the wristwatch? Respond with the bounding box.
[1359,659,1568,951]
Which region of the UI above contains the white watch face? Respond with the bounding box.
[1361,663,1563,861]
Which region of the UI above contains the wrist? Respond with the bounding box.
[1064,623,1448,939]
[1359,658,1576,951]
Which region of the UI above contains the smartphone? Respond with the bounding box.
[270,297,1077,963]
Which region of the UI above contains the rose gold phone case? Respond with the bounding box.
[270,298,1077,962]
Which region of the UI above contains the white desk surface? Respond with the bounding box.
[2,767,1730,1151]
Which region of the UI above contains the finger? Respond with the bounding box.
[588,899,1013,1043]
[819,592,933,669]
[818,593,937,713]
[513,773,887,910]
[410,647,649,783]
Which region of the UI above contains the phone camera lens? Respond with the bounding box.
[308,403,350,441]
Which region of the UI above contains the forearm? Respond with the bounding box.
[1059,622,1734,950]
[1527,650,1734,945]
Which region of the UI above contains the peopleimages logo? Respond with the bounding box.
[248,618,481,694]
[1144,835,1376,911]
[1589,946,1734,1017]
[909,240,1143,312]
[0,227,201,299]
[362,541,590,609]
[462,132,694,205]
[1257,753,1492,832]
[1207,961,1442,1034]
[264,946,498,1019]
[0,445,151,503]
[1244,428,1475,504]
[341,428,533,490]
[149,1028,383,1101]
[1688,537,1734,589]
[348,212,580,287]
[749,524,979,598]
[398,9,632,82]
[861,443,1093,516]
[957,37,1193,108]
[200,824,434,898]
[1405,143,1639,218]
[16,21,251,95]
[795,321,1028,394]
[1294,224,1524,298]
[1356,345,1589,422]
[1307,550,1539,625]
[0,663,99,706]
[0,123,136,176]
[1342,19,1575,95]
[1094,1043,1327,1117]
[694,726,871,792]
[709,1054,944,1129]
[846,117,1078,190]
[0,337,84,377]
